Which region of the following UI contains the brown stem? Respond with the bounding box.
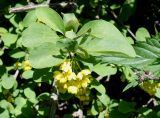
[108,9,137,40]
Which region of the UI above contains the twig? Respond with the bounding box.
[13,70,19,79]
[46,0,51,4]
[143,97,158,107]
[9,2,77,13]
[135,71,160,82]
[108,9,137,40]
[9,4,49,13]
[96,76,103,81]
[72,109,83,118]
[49,80,58,118]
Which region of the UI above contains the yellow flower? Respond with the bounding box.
[81,80,88,88]
[77,72,83,80]
[53,71,67,83]
[59,77,67,83]
[15,62,22,68]
[60,59,72,72]
[63,83,68,89]
[68,86,79,94]
[53,71,63,80]
[23,60,32,71]
[81,69,91,76]
[77,69,91,80]
[66,72,76,81]
[140,81,160,96]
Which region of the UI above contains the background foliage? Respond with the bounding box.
[0,0,160,118]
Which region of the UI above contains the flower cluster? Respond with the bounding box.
[23,60,32,71]
[140,81,160,96]
[53,60,92,101]
[15,60,32,71]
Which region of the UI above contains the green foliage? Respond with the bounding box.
[22,22,59,48]
[36,7,65,34]
[0,1,160,117]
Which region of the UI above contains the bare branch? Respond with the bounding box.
[13,70,19,79]
[49,80,58,118]
[46,0,51,4]
[72,109,83,118]
[9,4,48,13]
[9,1,77,13]
[108,9,137,40]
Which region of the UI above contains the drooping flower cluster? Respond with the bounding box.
[53,60,92,101]
[140,81,160,96]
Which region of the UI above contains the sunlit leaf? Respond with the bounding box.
[36,7,65,34]
[22,22,59,48]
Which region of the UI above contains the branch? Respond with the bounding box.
[108,9,137,40]
[72,109,83,118]
[49,80,58,118]
[13,70,19,79]
[9,4,48,13]
[9,2,77,13]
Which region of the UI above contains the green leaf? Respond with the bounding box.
[0,50,4,56]
[23,10,37,27]
[0,27,7,36]
[63,13,79,32]
[29,42,63,68]
[22,70,34,79]
[0,66,6,76]
[9,49,25,58]
[77,20,136,57]
[110,110,128,118]
[118,0,136,22]
[90,78,106,94]
[37,92,50,101]
[0,59,2,65]
[8,14,22,28]
[38,107,50,117]
[91,100,99,116]
[121,67,138,82]
[12,89,20,97]
[99,53,155,69]
[134,41,160,58]
[1,33,17,47]
[15,97,27,108]
[57,39,78,52]
[24,88,37,103]
[1,75,16,89]
[97,92,110,107]
[93,64,117,77]
[0,109,9,118]
[145,64,160,77]
[22,22,59,48]
[0,100,14,113]
[0,84,2,93]
[33,68,53,83]
[36,7,65,34]
[98,111,106,118]
[136,27,150,41]
[146,38,160,48]
[14,97,27,116]
[123,81,138,92]
[155,88,160,99]
[65,30,77,39]
[118,100,135,113]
